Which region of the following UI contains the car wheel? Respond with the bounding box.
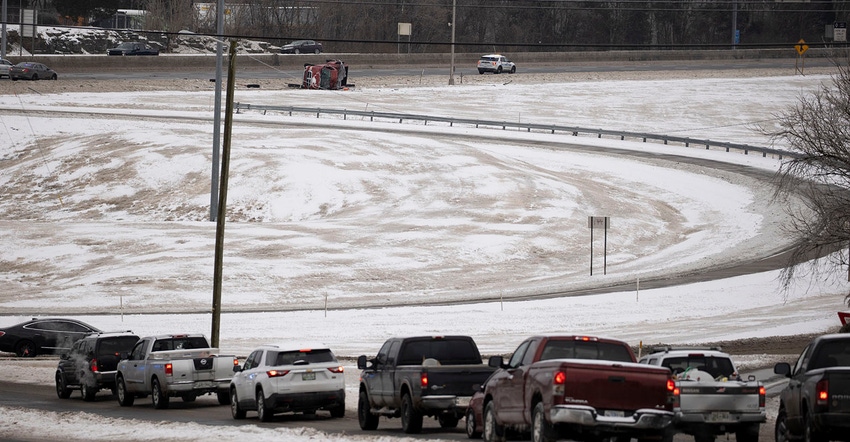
[216,390,231,405]
[256,387,273,422]
[314,49,320,54]
[81,382,96,402]
[151,377,169,409]
[401,393,423,433]
[439,414,460,428]
[294,48,301,54]
[15,340,36,357]
[532,402,556,442]
[483,402,505,442]
[804,410,827,442]
[55,372,72,399]
[775,408,790,442]
[51,74,57,80]
[358,390,379,430]
[329,404,345,418]
[466,407,482,439]
[31,74,38,81]
[736,423,759,442]
[496,66,502,74]
[116,375,134,406]
[230,388,246,419]
[510,66,516,74]
[478,69,485,74]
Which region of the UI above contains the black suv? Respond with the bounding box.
[55,331,139,401]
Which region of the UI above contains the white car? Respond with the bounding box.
[229,343,345,421]
[0,58,13,78]
[477,54,516,74]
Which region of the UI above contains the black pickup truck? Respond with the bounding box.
[774,333,850,442]
[356,335,496,434]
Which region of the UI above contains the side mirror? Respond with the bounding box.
[357,355,369,370]
[119,352,130,360]
[747,375,756,382]
[488,355,504,368]
[774,362,792,377]
[59,353,69,360]
[232,365,242,373]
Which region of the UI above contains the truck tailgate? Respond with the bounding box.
[827,369,850,413]
[421,364,495,398]
[558,360,671,412]
[678,383,762,412]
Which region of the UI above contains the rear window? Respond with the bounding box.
[151,336,209,351]
[809,340,850,369]
[660,356,735,378]
[398,338,481,365]
[479,57,497,62]
[97,336,139,356]
[538,340,633,363]
[270,348,337,366]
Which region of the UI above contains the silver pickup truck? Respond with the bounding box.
[115,333,238,409]
[639,346,765,442]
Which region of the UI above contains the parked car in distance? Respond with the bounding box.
[281,40,323,54]
[477,54,516,74]
[230,343,346,421]
[9,62,58,81]
[0,58,12,78]
[0,318,101,357]
[55,331,140,401]
[107,41,159,56]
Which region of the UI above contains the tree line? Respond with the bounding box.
[16,0,850,53]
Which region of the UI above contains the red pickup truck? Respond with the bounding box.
[467,335,677,442]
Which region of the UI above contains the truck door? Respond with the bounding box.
[785,344,810,434]
[234,350,263,406]
[378,340,401,406]
[122,339,149,391]
[494,339,532,424]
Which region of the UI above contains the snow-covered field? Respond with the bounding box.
[1,65,848,441]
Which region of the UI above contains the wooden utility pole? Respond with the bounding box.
[211,40,237,348]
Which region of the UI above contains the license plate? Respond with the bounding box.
[301,372,316,381]
[604,410,625,417]
[708,411,731,422]
[455,396,471,407]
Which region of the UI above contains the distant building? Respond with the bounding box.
[91,9,147,30]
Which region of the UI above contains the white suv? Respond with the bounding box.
[229,343,346,421]
[477,54,516,74]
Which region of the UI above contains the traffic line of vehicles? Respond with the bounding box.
[2,316,849,441]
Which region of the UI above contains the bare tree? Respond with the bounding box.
[767,53,850,307]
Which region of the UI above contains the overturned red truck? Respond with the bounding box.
[301,59,349,90]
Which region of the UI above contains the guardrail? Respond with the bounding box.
[234,103,798,159]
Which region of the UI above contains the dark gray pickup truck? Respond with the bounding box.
[774,333,850,442]
[356,335,496,434]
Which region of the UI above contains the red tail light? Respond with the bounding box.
[421,372,428,389]
[89,358,99,373]
[267,370,290,378]
[815,379,829,409]
[553,371,566,385]
[327,366,344,373]
[165,363,173,376]
[233,358,239,366]
[759,386,766,408]
[667,379,675,392]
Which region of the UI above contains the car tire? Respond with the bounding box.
[15,339,36,357]
[804,410,827,442]
[401,392,423,433]
[314,49,320,54]
[294,49,301,54]
[466,407,482,439]
[736,423,759,442]
[151,377,170,409]
[51,74,57,80]
[217,390,231,405]
[256,387,273,422]
[329,404,345,418]
[116,375,134,406]
[81,382,96,402]
[483,402,505,442]
[496,66,502,74]
[532,402,556,442]
[478,69,485,74]
[439,414,460,428]
[510,66,516,74]
[775,408,790,442]
[358,390,379,430]
[55,372,72,399]
[230,388,246,419]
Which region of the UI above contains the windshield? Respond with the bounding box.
[538,340,634,363]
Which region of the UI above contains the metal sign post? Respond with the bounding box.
[588,216,610,275]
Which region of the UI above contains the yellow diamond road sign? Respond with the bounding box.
[795,39,809,55]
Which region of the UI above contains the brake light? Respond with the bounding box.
[0,331,5,337]
[327,366,344,373]
[421,372,429,388]
[165,363,173,376]
[553,371,566,395]
[553,371,566,385]
[816,379,828,408]
[759,386,766,408]
[233,358,239,366]
[90,358,99,373]
[574,336,598,342]
[299,348,312,352]
[267,370,290,378]
[667,379,676,392]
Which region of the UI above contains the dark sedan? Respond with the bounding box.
[107,42,160,56]
[0,318,101,357]
[280,39,323,54]
[10,62,58,81]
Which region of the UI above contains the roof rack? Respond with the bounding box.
[649,345,723,354]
